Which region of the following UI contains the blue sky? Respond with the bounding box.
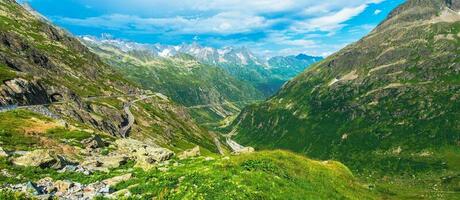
[20,0,405,57]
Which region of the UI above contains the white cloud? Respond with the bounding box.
[291,4,368,33]
[58,12,272,35]
[374,9,382,15]
[55,0,390,56]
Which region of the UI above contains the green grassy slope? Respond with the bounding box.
[0,150,379,200]
[110,150,378,200]
[231,1,460,195]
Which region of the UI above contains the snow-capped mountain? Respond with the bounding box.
[81,36,266,66]
[80,36,322,96]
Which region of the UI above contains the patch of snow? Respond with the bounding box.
[82,36,95,42]
[236,53,248,65]
[173,46,181,51]
[159,49,172,58]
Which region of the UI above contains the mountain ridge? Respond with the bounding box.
[231,0,460,176]
[81,36,322,96]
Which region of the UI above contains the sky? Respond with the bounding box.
[19,0,405,57]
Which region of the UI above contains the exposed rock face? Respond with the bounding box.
[54,180,73,194]
[52,102,127,137]
[178,146,201,160]
[0,78,50,106]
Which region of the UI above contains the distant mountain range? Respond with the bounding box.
[81,36,322,96]
[80,37,265,125]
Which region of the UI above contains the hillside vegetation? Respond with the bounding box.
[231,0,460,198]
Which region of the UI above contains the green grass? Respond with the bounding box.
[0,110,106,150]
[0,190,31,200]
[108,150,377,200]
[0,110,51,151]
[45,128,93,141]
[0,64,16,83]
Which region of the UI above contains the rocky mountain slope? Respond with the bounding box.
[0,0,218,152]
[231,0,460,197]
[81,38,264,125]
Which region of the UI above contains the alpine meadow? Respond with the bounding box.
[0,0,459,199]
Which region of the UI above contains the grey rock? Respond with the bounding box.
[179,146,201,160]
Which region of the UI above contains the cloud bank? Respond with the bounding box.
[26,0,405,56]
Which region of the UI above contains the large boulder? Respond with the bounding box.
[232,147,255,155]
[81,155,128,172]
[54,180,73,194]
[12,150,55,168]
[114,138,157,152]
[178,146,201,160]
[12,150,76,169]
[115,139,174,170]
[81,135,107,150]
[102,173,132,187]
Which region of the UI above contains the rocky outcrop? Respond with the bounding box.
[0,78,50,106]
[81,155,128,172]
[12,150,75,169]
[12,150,55,168]
[52,102,126,137]
[81,135,107,150]
[232,147,255,155]
[178,146,201,160]
[5,174,134,200]
[101,173,132,187]
[115,139,174,170]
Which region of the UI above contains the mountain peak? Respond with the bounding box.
[366,0,460,36]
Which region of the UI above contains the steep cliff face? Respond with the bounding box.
[0,0,218,152]
[232,0,460,172]
[0,78,50,106]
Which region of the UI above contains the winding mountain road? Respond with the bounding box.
[0,94,155,138]
[119,95,155,138]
